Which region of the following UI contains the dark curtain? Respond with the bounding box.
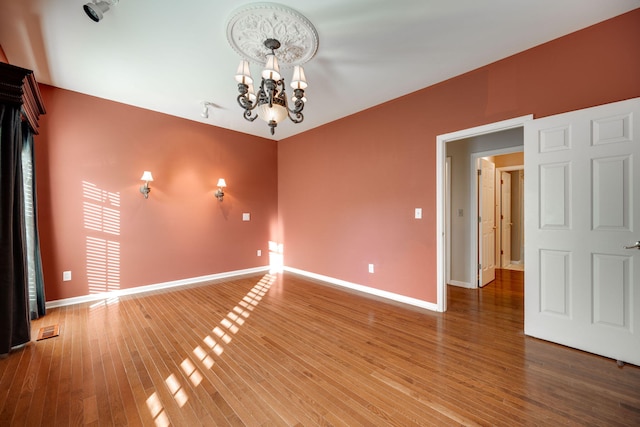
[0,104,31,356]
[22,123,46,319]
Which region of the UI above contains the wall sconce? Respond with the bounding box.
[214,178,226,201]
[140,171,153,198]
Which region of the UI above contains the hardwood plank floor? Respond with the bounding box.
[1,269,639,426]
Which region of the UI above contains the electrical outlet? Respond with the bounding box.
[257,250,262,256]
[415,208,422,219]
[242,213,251,221]
[368,264,374,273]
[63,271,72,281]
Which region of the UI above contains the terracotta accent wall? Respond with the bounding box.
[36,86,277,301]
[0,45,8,63]
[278,10,640,303]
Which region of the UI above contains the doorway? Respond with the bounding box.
[472,155,524,287]
[435,115,532,312]
[473,149,524,288]
[495,166,524,272]
[476,154,524,288]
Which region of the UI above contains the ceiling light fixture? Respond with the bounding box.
[235,39,308,135]
[226,3,318,136]
[83,0,119,22]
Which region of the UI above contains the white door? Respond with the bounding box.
[501,172,512,268]
[524,97,640,366]
[479,158,496,287]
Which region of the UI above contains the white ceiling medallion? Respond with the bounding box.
[226,2,319,67]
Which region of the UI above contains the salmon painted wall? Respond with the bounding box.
[36,86,277,302]
[277,9,640,303]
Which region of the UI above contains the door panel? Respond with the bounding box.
[539,163,570,228]
[524,97,640,366]
[592,156,630,230]
[592,254,630,328]
[539,249,570,316]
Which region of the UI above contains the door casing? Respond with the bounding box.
[436,115,533,311]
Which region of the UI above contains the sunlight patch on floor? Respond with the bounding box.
[148,273,277,425]
[146,392,170,427]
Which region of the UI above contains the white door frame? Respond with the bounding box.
[436,115,532,312]
[445,156,452,286]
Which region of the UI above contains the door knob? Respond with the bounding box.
[623,241,640,250]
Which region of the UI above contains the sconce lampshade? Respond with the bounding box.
[140,171,154,182]
[216,178,227,188]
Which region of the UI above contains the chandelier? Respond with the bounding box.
[226,3,319,136]
[235,39,307,135]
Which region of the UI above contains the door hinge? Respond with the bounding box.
[478,169,482,176]
[478,263,482,270]
[501,250,504,255]
[478,216,482,223]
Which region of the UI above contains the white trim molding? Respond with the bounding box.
[47,265,441,312]
[284,266,439,312]
[46,266,270,309]
[448,280,474,289]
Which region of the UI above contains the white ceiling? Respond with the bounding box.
[1,0,638,140]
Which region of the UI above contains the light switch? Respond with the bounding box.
[63,271,72,281]
[368,264,374,273]
[415,208,422,219]
[242,213,250,221]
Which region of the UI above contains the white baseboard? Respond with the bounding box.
[47,265,440,312]
[46,266,270,309]
[284,266,438,312]
[448,280,475,289]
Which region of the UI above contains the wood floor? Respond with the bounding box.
[1,270,639,426]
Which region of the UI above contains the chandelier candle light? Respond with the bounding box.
[226,3,319,136]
